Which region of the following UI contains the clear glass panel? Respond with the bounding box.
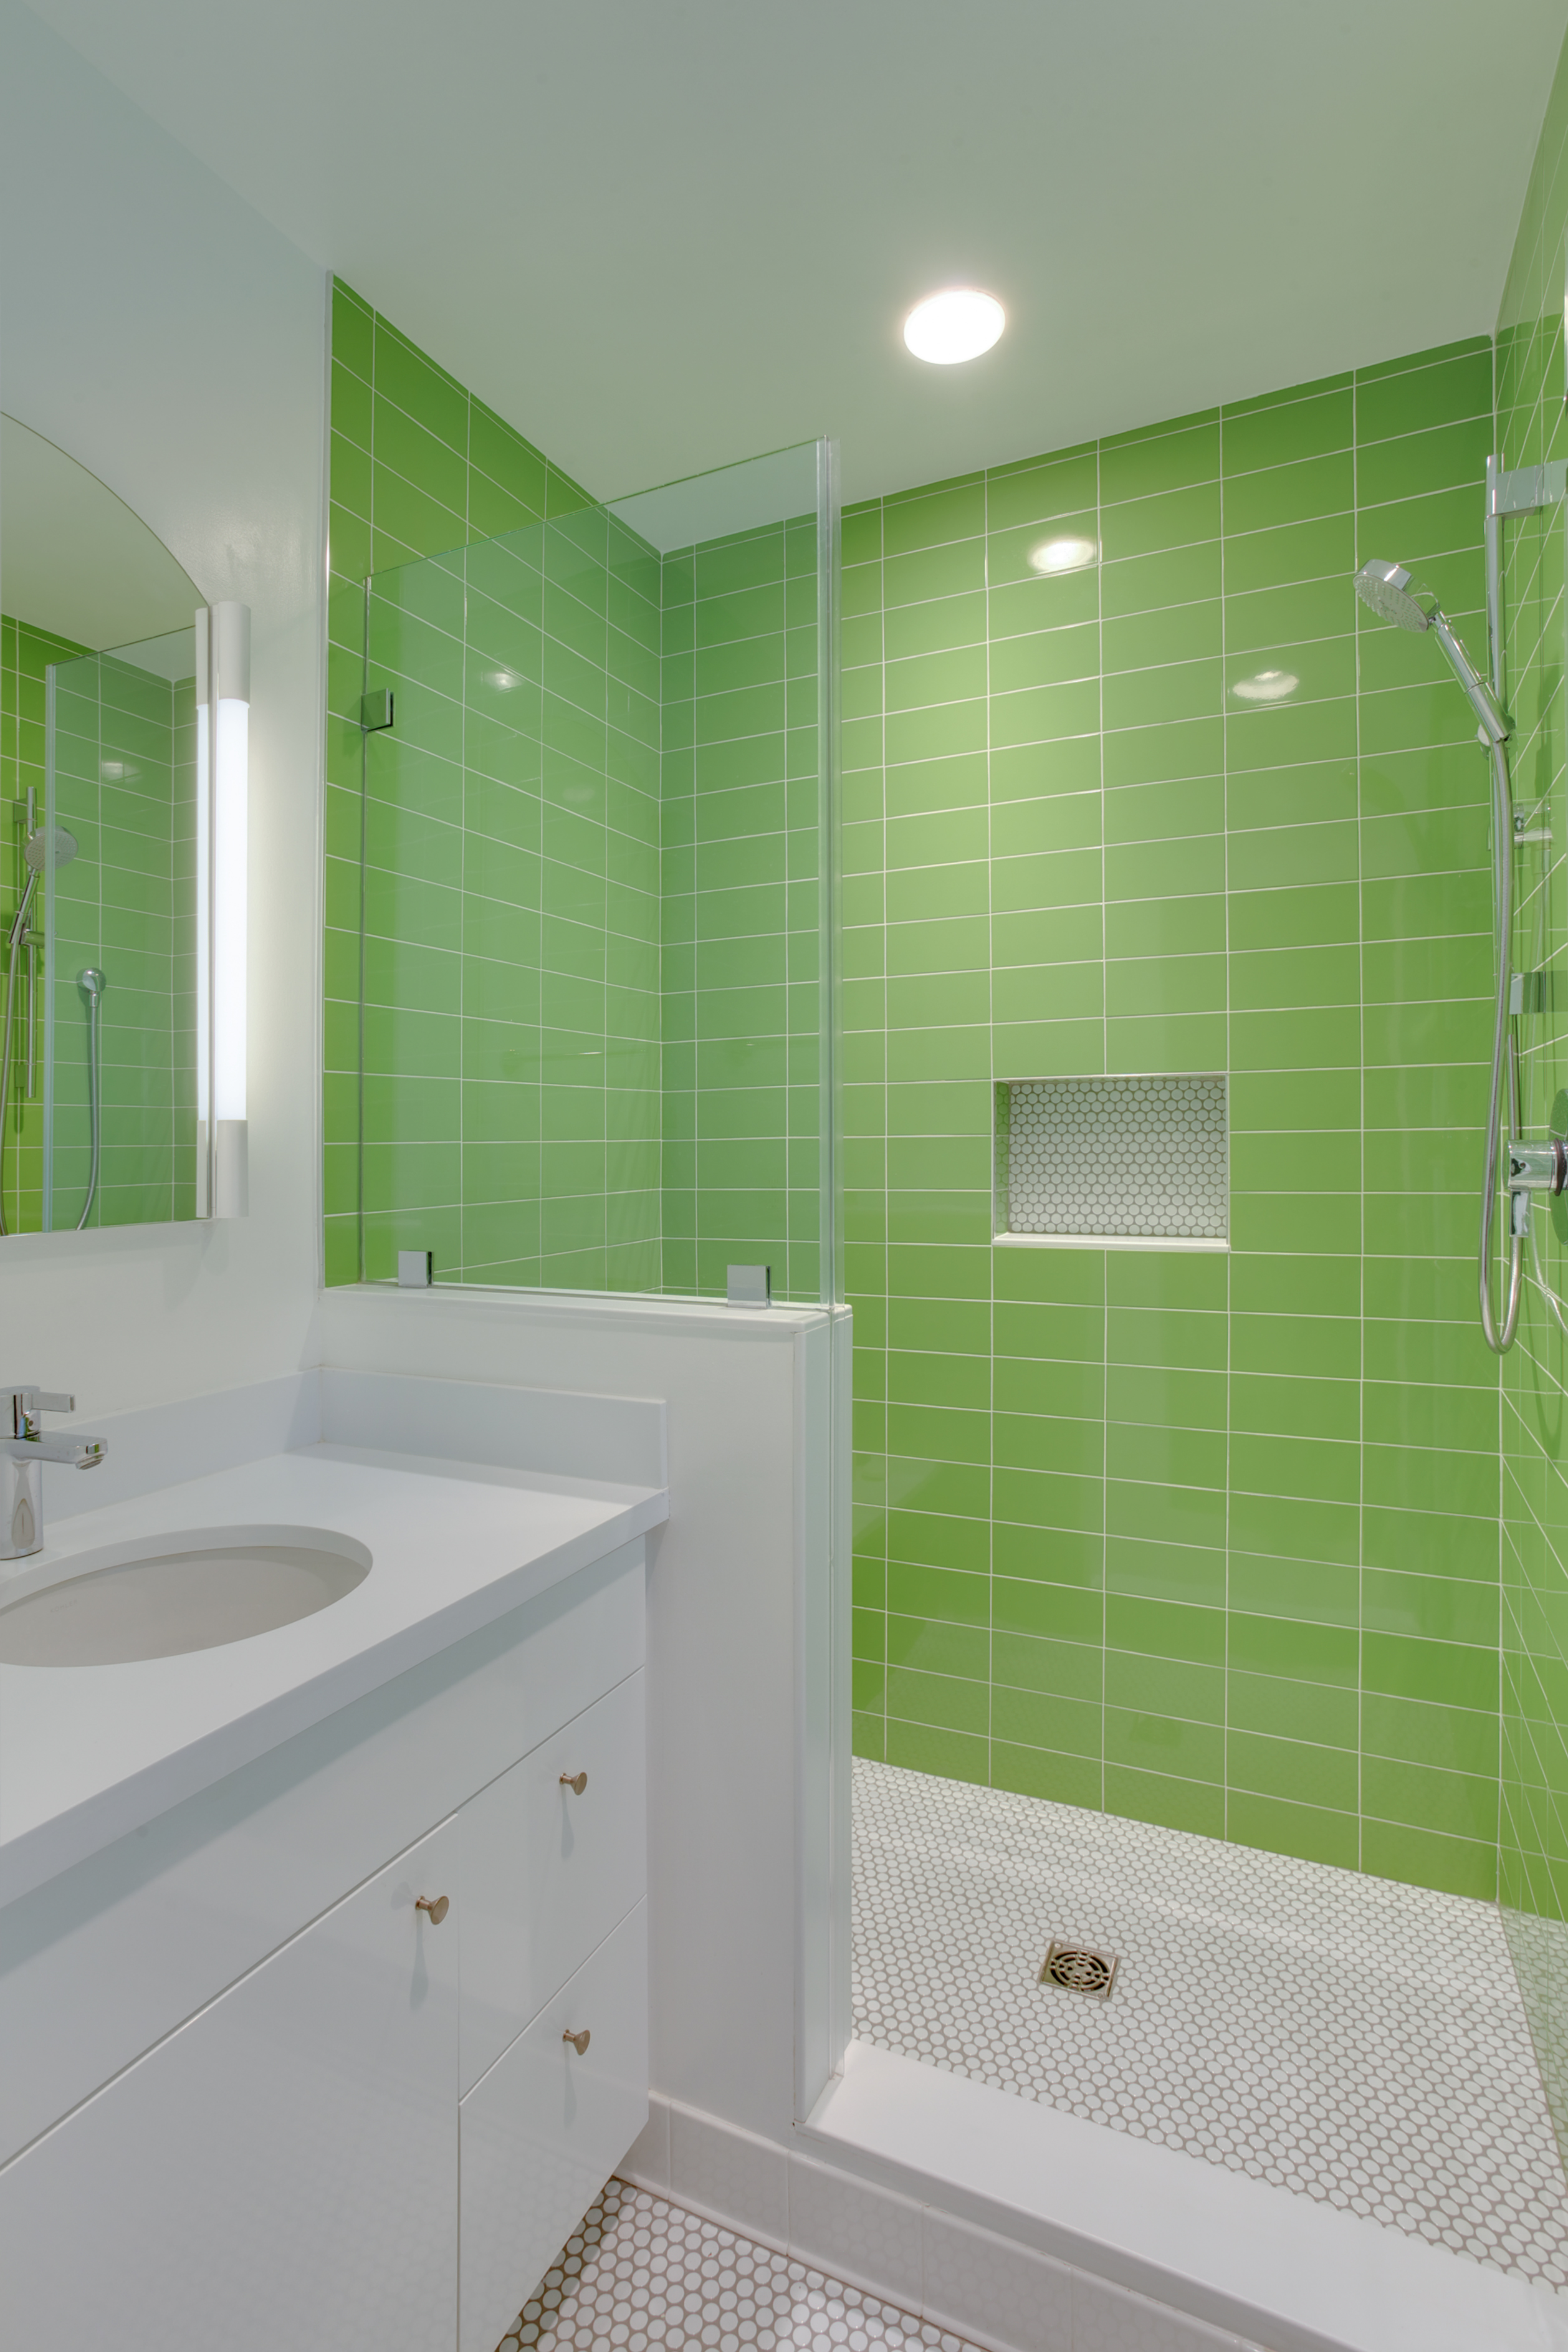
[42,627,199,1230]
[345,441,836,1302]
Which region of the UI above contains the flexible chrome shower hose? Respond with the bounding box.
[0,932,22,1238]
[75,980,102,1231]
[1480,732,1524,1354]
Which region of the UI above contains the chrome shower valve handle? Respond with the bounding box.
[1508,1141,1568,1195]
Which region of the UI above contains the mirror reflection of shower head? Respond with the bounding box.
[1353,558,1509,743]
[9,825,79,949]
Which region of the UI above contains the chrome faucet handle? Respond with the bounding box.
[1,1385,74,1437]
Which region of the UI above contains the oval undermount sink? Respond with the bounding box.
[0,1525,373,1667]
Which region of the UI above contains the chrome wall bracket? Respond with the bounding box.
[1488,459,1568,519]
[1486,456,1568,705]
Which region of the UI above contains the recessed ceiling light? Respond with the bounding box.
[1030,536,1098,575]
[1231,669,1299,702]
[489,668,520,692]
[903,288,1005,365]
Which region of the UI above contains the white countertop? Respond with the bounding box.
[0,1441,667,1908]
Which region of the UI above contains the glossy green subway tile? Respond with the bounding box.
[993,1578,1102,1647]
[1362,1630,1498,1712]
[1228,1727,1360,1812]
[885,1722,990,1784]
[1106,1534,1225,1607]
[1107,1420,1226,1488]
[1228,1790,1360,1869]
[1106,1478,1226,1552]
[992,1627,1104,1702]
[992,1745,1102,1804]
[1104,1765,1225,1838]
[1229,1668,1359,1747]
[1103,894,1225,959]
[985,452,1099,532]
[1105,1362,1226,1428]
[1231,1610,1360,1685]
[1106,1708,1224,1782]
[1360,1819,1495,1901]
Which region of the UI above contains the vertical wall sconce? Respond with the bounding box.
[195,601,249,1219]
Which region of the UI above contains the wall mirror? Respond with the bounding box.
[1,416,244,1233]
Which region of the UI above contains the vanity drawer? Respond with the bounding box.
[459,1900,648,2352]
[459,1667,645,2093]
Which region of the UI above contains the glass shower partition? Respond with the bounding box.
[333,439,838,1303]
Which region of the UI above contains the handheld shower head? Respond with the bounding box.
[1354,558,1508,743]
[9,825,79,949]
[1354,558,1431,632]
[24,825,76,873]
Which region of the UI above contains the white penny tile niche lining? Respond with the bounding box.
[994,1074,1228,1252]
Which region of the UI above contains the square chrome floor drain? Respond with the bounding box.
[1039,1939,1119,1997]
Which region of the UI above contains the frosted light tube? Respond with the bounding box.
[203,601,250,1218]
[214,694,247,1121]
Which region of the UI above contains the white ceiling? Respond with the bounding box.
[22,0,1568,506]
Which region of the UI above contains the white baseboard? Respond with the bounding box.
[620,2090,1251,2352]
[620,2064,1568,2352]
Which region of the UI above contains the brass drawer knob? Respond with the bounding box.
[560,1771,587,1795]
[416,1894,450,1926]
[562,2027,590,2056]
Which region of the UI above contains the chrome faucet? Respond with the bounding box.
[0,1386,107,1561]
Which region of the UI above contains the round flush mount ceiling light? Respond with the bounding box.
[1030,536,1099,575]
[1231,668,1299,702]
[903,288,1005,365]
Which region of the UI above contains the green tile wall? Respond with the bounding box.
[324,276,641,1288]
[1496,27,1568,2158]
[843,338,1504,1899]
[661,515,823,1301]
[1,621,191,1230]
[0,614,78,1230]
[47,647,196,1230]
[327,277,826,1300]
[349,506,664,1289]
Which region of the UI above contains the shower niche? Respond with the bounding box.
[993,1072,1228,1251]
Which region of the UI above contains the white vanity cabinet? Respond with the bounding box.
[0,1818,463,2352]
[0,1540,650,2352]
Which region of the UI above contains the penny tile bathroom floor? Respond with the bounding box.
[851,1757,1568,2292]
[498,2179,975,2352]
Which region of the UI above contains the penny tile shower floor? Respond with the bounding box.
[852,1757,1568,2291]
[498,2180,975,2352]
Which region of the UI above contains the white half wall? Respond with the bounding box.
[311,1286,841,2148]
[0,0,327,1413]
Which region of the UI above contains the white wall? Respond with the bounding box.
[0,0,327,1415]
